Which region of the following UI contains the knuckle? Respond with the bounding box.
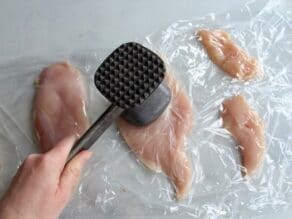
[37,154,52,169]
[23,154,38,166]
[67,166,80,180]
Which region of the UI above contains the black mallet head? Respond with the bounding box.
[95,42,171,125]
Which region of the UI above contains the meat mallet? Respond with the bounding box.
[67,42,171,161]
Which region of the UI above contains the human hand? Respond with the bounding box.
[0,136,92,219]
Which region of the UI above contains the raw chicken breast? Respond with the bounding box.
[33,62,89,152]
[118,73,194,199]
[221,95,265,177]
[197,29,260,80]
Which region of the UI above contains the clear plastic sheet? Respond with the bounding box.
[0,0,292,218]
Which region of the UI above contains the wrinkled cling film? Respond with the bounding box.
[0,0,291,218]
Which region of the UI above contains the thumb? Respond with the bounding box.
[59,150,92,198]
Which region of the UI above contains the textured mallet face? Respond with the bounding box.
[94,42,166,109]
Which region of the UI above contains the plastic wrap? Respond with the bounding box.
[0,0,291,218]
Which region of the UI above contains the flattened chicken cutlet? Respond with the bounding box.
[197,29,260,80]
[33,62,89,152]
[118,73,194,200]
[221,95,265,177]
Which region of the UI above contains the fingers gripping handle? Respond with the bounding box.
[67,104,123,162]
